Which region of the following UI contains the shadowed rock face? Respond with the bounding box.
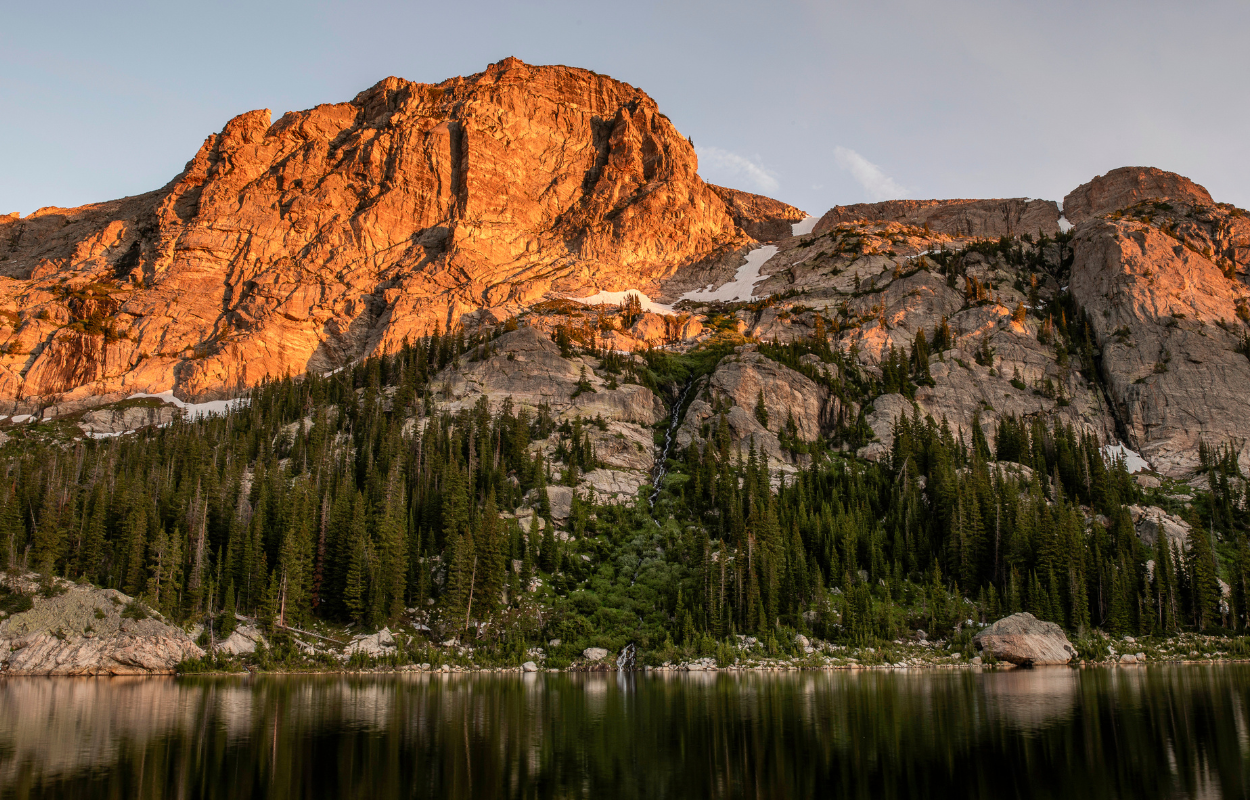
[1062,166,1214,226]
[708,185,807,242]
[812,198,1061,240]
[0,58,801,412]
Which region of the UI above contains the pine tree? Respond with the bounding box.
[1187,526,1221,630]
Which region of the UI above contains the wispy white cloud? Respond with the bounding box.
[696,146,780,194]
[834,146,908,201]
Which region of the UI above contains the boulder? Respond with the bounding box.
[345,627,398,658]
[216,624,266,656]
[583,647,610,661]
[973,612,1077,666]
[521,661,539,673]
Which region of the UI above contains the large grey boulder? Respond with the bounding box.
[345,627,397,658]
[973,612,1077,666]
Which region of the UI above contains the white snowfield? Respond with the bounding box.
[1103,443,1151,474]
[572,289,677,316]
[791,216,818,236]
[127,391,250,421]
[1055,200,1073,233]
[678,244,779,304]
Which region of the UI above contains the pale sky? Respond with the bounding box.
[3,0,1247,218]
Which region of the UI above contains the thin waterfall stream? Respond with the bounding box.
[649,378,694,513]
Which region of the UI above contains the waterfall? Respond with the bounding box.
[649,378,694,511]
[616,643,636,671]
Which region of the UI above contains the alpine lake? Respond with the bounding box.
[0,664,1246,799]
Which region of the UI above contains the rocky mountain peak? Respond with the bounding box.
[1062,166,1215,225]
[0,60,807,413]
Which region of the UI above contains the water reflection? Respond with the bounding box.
[0,666,1245,799]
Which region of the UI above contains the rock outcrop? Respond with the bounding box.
[1067,178,1250,475]
[709,185,808,242]
[812,198,1061,239]
[1062,166,1215,225]
[676,346,835,467]
[77,401,179,436]
[0,576,203,675]
[973,612,1077,666]
[0,58,801,415]
[435,326,664,426]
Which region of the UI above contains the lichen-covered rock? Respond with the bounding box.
[0,577,203,675]
[973,612,1078,666]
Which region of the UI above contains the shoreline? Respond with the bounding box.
[7,656,1250,679]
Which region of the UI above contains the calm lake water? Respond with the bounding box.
[0,666,1247,799]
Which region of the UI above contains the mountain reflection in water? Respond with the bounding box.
[0,666,1245,799]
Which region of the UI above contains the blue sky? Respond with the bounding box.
[3,0,1247,217]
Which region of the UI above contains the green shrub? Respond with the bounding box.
[121,601,150,621]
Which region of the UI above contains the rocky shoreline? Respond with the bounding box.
[3,577,1245,679]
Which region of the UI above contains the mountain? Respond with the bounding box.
[1,61,1248,481]
[0,57,801,412]
[2,66,1249,667]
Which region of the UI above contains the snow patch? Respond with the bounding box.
[791,216,818,236]
[1103,444,1151,474]
[127,392,249,421]
[1055,200,1073,233]
[10,415,32,424]
[679,245,778,304]
[572,290,676,316]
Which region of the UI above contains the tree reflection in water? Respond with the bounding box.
[0,666,1245,799]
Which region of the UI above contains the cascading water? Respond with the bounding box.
[616,643,636,671]
[649,378,694,511]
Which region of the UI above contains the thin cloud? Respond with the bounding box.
[696,146,780,194]
[834,146,908,201]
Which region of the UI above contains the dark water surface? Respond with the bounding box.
[0,665,1247,799]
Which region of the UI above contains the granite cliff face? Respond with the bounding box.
[0,58,801,413]
[1066,181,1250,475]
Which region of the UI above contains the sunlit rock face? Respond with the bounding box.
[1065,170,1250,476]
[0,58,803,413]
